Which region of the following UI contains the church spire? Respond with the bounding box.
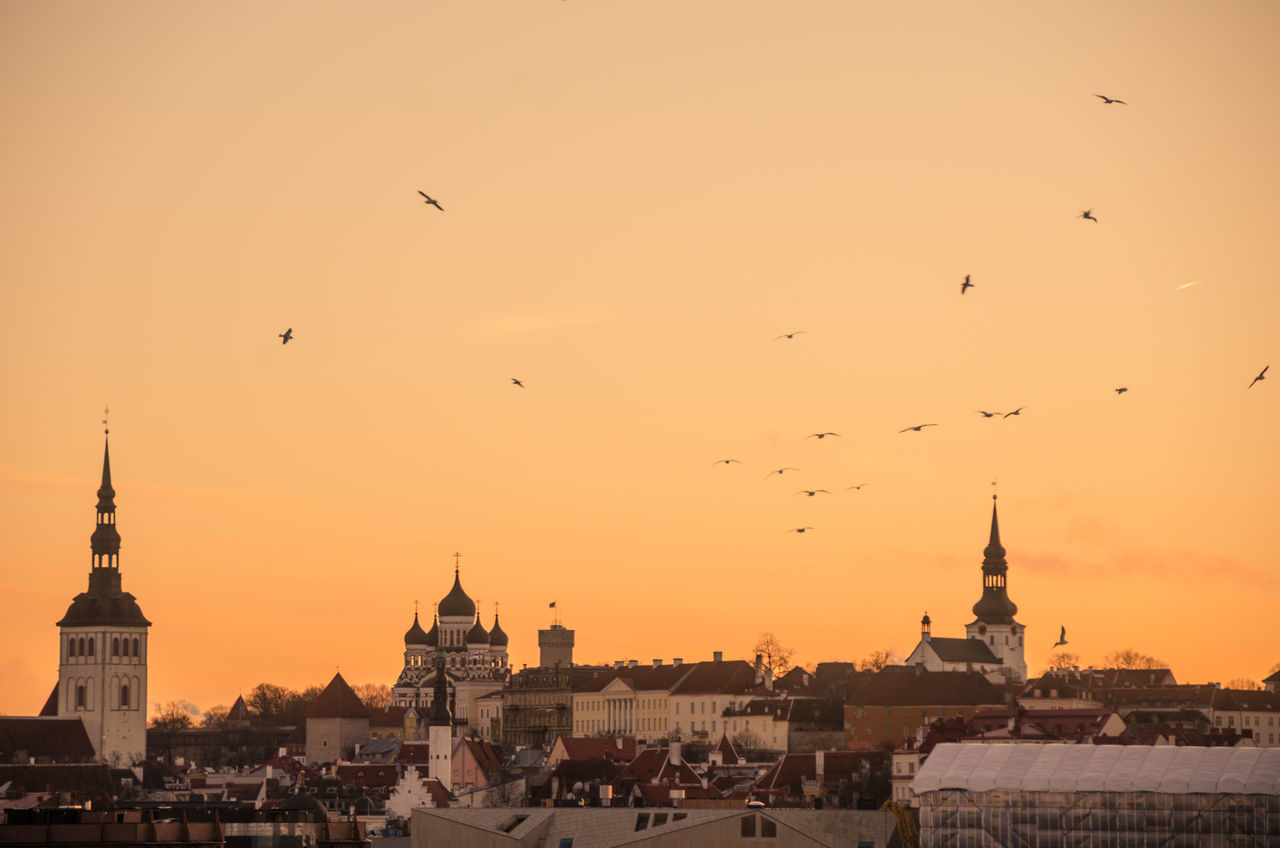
[91,434,121,571]
[972,495,1018,623]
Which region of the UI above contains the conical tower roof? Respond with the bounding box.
[305,672,371,719]
[971,497,1018,624]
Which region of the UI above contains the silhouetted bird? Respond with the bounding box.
[1003,407,1025,418]
[961,274,974,295]
[1095,94,1127,104]
[1080,209,1098,223]
[806,432,840,439]
[774,331,806,340]
[418,191,444,211]
[789,527,815,533]
[1249,365,1268,388]
[847,483,867,491]
[1115,387,1128,395]
[278,328,293,345]
[712,459,742,466]
[976,410,1000,418]
[765,468,800,478]
[796,490,831,497]
[511,378,524,388]
[899,424,937,433]
[1053,626,1068,648]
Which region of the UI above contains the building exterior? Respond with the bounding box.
[392,565,508,736]
[304,673,370,764]
[538,622,574,669]
[427,650,453,788]
[55,434,150,766]
[904,496,1027,684]
[844,667,1007,748]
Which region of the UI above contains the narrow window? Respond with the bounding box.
[76,685,86,708]
[761,818,777,837]
[69,639,77,658]
[121,685,130,707]
[87,638,95,656]
[741,815,757,837]
[133,638,139,656]
[113,638,120,656]
[79,638,86,656]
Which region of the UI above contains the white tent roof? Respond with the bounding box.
[913,743,1280,795]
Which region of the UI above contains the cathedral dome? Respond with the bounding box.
[488,613,508,648]
[424,615,439,647]
[404,612,430,646]
[465,613,489,645]
[438,568,476,619]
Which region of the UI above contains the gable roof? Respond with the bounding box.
[0,717,95,761]
[924,637,1001,664]
[849,667,1005,707]
[573,663,693,694]
[551,735,638,762]
[39,686,59,717]
[670,660,757,695]
[305,673,371,719]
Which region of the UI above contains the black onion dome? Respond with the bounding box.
[425,615,439,647]
[438,568,476,618]
[488,613,508,647]
[404,612,430,646]
[466,613,490,645]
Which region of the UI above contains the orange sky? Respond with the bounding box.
[2,1,1277,719]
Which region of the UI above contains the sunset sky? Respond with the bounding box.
[2,1,1277,720]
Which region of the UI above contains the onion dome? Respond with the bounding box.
[438,566,476,619]
[971,497,1018,624]
[466,612,490,645]
[404,612,430,646]
[425,615,439,647]
[488,613,508,648]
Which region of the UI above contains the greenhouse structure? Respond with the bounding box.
[912,742,1280,846]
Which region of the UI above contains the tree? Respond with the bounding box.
[1103,649,1166,670]
[1046,651,1080,670]
[202,705,229,728]
[1225,678,1262,691]
[732,729,764,754]
[149,701,195,730]
[247,683,293,724]
[858,650,892,672]
[752,633,794,678]
[353,683,393,711]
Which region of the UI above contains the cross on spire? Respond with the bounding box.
[453,551,462,573]
[102,404,110,435]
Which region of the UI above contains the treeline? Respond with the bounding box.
[150,682,392,729]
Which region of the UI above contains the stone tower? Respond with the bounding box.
[427,649,452,788]
[57,433,151,765]
[539,624,574,669]
[964,496,1027,683]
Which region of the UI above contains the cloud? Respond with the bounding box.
[1017,546,1272,589]
[470,307,618,341]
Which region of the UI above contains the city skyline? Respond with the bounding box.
[2,1,1277,718]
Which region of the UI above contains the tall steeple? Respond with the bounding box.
[91,435,121,571]
[971,495,1018,624]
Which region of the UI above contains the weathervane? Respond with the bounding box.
[102,404,110,435]
[991,478,998,500]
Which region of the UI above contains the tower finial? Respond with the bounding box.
[453,551,461,574]
[102,404,110,435]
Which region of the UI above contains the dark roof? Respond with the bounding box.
[574,663,693,694]
[849,668,1005,708]
[0,717,96,762]
[57,569,151,627]
[553,736,638,762]
[228,696,251,722]
[712,734,740,765]
[305,673,371,719]
[753,751,888,796]
[39,685,59,717]
[438,568,476,618]
[465,614,489,645]
[925,637,1001,664]
[279,791,328,818]
[1264,669,1280,684]
[670,660,756,695]
[488,614,508,647]
[404,613,430,646]
[0,763,117,802]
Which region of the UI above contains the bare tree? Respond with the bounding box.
[202,705,230,728]
[353,683,393,710]
[149,701,195,730]
[858,650,892,672]
[1046,651,1080,670]
[1225,678,1262,691]
[753,633,794,678]
[1103,648,1166,670]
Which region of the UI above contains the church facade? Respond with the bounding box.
[392,565,509,738]
[55,435,151,765]
[904,497,1028,684]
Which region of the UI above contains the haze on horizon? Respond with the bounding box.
[1,1,1277,718]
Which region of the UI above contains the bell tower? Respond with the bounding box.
[965,496,1026,683]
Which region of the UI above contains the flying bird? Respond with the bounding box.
[1249,365,1268,388]
[846,483,867,491]
[789,527,815,534]
[1003,407,1025,418]
[961,274,974,295]
[1080,209,1098,223]
[417,191,444,211]
[764,468,800,478]
[899,424,938,433]
[796,490,831,497]
[1052,626,1068,648]
[806,432,841,439]
[1094,94,1127,104]
[774,331,806,341]
[976,410,1000,418]
[1115,387,1128,395]
[511,378,524,388]
[711,459,742,466]
[278,328,293,345]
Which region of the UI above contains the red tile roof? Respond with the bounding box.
[573,664,693,694]
[849,668,1005,707]
[552,736,638,762]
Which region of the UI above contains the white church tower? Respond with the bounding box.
[427,648,453,789]
[964,496,1027,683]
[57,432,150,765]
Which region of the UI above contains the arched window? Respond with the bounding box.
[121,685,130,708]
[132,638,140,657]
[87,637,95,657]
[76,685,86,708]
[113,638,120,656]
[69,639,77,658]
[78,637,86,656]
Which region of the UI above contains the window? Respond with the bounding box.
[113,638,120,656]
[79,638,86,656]
[88,638,95,656]
[76,685,86,708]
[741,816,756,837]
[120,685,130,707]
[69,639,77,658]
[908,761,915,774]
[761,818,776,837]
[634,814,649,831]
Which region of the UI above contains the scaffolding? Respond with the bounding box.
[913,743,1280,847]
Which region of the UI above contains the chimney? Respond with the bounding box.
[765,667,773,690]
[669,741,682,768]
[673,657,683,666]
[713,651,723,662]
[614,660,624,669]
[653,659,662,668]
[755,654,763,685]
[628,659,638,668]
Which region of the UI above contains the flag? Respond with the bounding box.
[549,601,556,608]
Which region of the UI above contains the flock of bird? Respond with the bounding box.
[269,95,1268,543]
